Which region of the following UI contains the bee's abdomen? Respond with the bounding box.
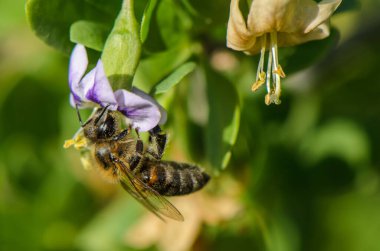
[139,160,210,196]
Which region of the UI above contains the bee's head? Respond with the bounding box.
[81,107,119,141]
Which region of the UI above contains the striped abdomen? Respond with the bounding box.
[137,160,210,196]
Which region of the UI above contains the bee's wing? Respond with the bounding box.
[116,160,184,222]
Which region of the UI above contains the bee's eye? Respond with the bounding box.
[97,115,116,139]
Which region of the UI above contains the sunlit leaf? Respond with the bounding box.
[152,62,196,94]
[70,21,110,51]
[140,0,158,43]
[132,44,195,92]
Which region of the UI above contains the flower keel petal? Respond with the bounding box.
[115,89,161,132]
[86,60,117,109]
[131,87,167,125]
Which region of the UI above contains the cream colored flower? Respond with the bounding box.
[227,0,341,105]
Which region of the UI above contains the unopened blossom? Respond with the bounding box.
[68,44,165,132]
[227,0,341,105]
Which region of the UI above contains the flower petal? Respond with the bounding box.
[247,0,291,34]
[69,94,98,109]
[69,44,88,104]
[277,22,331,46]
[81,67,96,95]
[131,87,167,125]
[227,0,257,52]
[85,60,118,109]
[304,0,342,33]
[69,67,96,108]
[246,0,341,35]
[115,89,161,132]
[246,0,314,34]
[227,0,341,54]
[69,94,76,108]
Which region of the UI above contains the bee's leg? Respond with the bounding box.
[112,127,130,141]
[94,105,110,125]
[129,128,144,171]
[147,125,167,160]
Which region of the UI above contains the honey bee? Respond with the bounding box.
[64,107,210,221]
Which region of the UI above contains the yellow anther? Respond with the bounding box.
[265,93,271,105]
[252,72,266,91]
[264,91,281,105]
[273,65,286,78]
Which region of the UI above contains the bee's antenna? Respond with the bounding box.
[75,105,84,127]
[94,105,110,125]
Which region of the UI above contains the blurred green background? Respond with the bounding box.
[1,0,380,251]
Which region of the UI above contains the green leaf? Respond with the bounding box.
[70,21,110,51]
[152,62,196,94]
[205,67,241,172]
[25,0,120,54]
[132,43,196,92]
[140,0,158,43]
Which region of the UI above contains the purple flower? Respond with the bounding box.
[69,44,117,109]
[68,44,166,132]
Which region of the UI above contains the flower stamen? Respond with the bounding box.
[252,35,267,92]
[265,39,273,94]
[274,65,286,78]
[269,31,284,105]
[251,32,287,105]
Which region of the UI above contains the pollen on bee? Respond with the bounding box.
[63,139,75,148]
[63,131,89,150]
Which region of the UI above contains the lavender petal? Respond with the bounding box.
[114,89,161,132]
[69,44,88,104]
[131,87,167,125]
[69,67,96,108]
[85,60,117,109]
